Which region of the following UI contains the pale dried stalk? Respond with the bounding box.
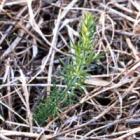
[0,129,52,139]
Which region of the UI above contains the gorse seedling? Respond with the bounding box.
[34,12,96,125]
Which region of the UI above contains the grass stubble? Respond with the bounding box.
[0,1,140,139]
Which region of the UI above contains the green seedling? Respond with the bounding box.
[34,12,96,125]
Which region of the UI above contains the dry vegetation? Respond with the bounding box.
[0,0,140,140]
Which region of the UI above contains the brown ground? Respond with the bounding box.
[0,0,140,140]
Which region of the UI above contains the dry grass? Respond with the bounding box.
[0,0,140,140]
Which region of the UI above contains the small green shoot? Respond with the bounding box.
[34,12,96,125]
